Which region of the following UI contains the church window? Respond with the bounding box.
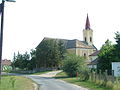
[90,37,92,42]
[84,53,86,58]
[85,37,86,42]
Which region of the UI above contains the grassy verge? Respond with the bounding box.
[0,75,35,90]
[9,70,52,75]
[55,72,110,90]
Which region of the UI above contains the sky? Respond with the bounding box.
[1,0,120,60]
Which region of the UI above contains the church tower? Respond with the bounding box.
[83,14,93,46]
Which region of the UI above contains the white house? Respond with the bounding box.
[88,51,99,69]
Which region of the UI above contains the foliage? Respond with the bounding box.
[12,39,66,70]
[12,51,32,70]
[112,80,120,90]
[2,65,12,73]
[115,31,120,47]
[78,69,89,81]
[0,76,34,90]
[62,54,87,77]
[114,32,120,61]
[36,39,66,68]
[27,49,37,70]
[98,32,120,73]
[97,39,115,73]
[55,72,109,90]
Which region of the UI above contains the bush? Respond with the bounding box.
[62,54,87,77]
[78,69,89,81]
[112,80,120,90]
[106,81,113,88]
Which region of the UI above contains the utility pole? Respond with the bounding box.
[0,0,15,80]
[0,0,5,79]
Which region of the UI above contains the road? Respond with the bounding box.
[27,71,88,90]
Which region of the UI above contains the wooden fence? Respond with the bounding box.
[89,70,116,83]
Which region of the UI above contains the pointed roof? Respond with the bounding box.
[89,51,100,56]
[85,14,91,30]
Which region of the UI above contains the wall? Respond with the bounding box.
[67,48,76,54]
[112,62,120,77]
[90,56,98,61]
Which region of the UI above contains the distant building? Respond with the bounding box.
[89,51,100,61]
[37,14,97,62]
[88,51,100,68]
[1,59,11,69]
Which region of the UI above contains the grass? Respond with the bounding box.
[55,72,111,90]
[0,75,35,90]
[9,70,52,75]
[8,70,52,75]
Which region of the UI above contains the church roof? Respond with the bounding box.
[85,14,91,30]
[38,37,97,50]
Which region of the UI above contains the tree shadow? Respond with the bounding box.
[54,76,70,79]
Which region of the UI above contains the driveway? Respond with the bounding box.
[27,71,88,90]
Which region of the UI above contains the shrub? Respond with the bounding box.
[106,81,113,88]
[78,69,89,81]
[112,80,120,90]
[99,80,104,85]
[62,54,87,77]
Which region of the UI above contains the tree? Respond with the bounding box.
[28,49,37,70]
[35,39,66,69]
[12,39,66,70]
[97,39,115,73]
[12,51,31,70]
[114,31,120,61]
[58,40,66,59]
[62,54,87,77]
[98,32,120,74]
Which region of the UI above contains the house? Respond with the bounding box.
[89,50,100,61]
[88,51,100,69]
[37,14,97,62]
[1,59,11,70]
[2,59,11,66]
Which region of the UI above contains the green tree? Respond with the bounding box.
[62,54,86,77]
[27,49,37,70]
[58,40,66,59]
[36,39,66,69]
[114,31,120,61]
[97,39,115,73]
[12,51,31,70]
[98,32,120,74]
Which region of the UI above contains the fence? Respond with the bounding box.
[89,70,116,83]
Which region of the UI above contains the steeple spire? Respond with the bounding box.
[85,14,90,30]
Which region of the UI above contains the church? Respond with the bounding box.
[38,14,97,62]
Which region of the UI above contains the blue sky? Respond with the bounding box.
[1,0,120,60]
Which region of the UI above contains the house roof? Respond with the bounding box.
[1,59,11,66]
[88,58,98,65]
[89,50,100,56]
[37,37,97,50]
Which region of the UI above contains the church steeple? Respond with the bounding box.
[83,14,93,46]
[85,14,90,30]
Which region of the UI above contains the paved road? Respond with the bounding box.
[27,71,88,90]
